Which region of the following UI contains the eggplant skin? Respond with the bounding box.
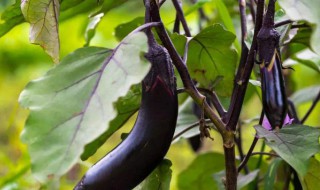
[260,54,287,129]
[74,45,178,190]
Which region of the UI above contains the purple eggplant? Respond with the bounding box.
[74,44,178,190]
[260,51,288,129]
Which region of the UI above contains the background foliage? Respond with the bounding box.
[0,0,319,189]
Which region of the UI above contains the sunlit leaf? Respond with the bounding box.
[177,152,225,190]
[292,49,320,73]
[278,0,320,55]
[21,0,60,63]
[81,84,141,160]
[114,17,144,41]
[291,27,312,48]
[289,85,320,105]
[0,1,25,37]
[135,159,172,190]
[213,0,240,51]
[19,32,150,182]
[187,24,237,97]
[84,13,104,47]
[255,125,320,176]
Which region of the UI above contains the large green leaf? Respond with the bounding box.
[19,32,150,182]
[21,0,60,63]
[135,159,172,190]
[177,152,225,190]
[278,0,320,55]
[187,24,237,97]
[0,1,25,37]
[81,84,141,160]
[255,125,320,176]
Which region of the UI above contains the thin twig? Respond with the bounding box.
[237,110,264,173]
[172,119,215,141]
[250,152,278,157]
[177,87,226,117]
[197,88,226,117]
[235,121,250,174]
[301,89,320,124]
[274,19,293,28]
[171,0,192,37]
[291,23,310,29]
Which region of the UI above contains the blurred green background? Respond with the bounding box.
[1,0,319,189]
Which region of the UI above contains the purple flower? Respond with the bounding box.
[262,114,294,130]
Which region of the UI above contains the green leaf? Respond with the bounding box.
[19,32,150,182]
[213,0,240,51]
[81,84,141,160]
[0,1,25,37]
[289,85,320,105]
[59,1,101,21]
[21,0,60,63]
[184,0,211,16]
[291,27,312,48]
[170,33,188,57]
[278,0,320,55]
[84,13,104,47]
[97,0,130,16]
[264,158,283,190]
[114,17,145,41]
[255,125,320,176]
[177,152,225,190]
[212,170,259,190]
[238,170,260,189]
[187,24,237,97]
[301,157,320,190]
[292,49,320,73]
[60,0,86,11]
[173,98,199,142]
[134,159,172,190]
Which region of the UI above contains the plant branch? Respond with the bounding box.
[224,0,265,130]
[197,88,226,117]
[301,89,320,124]
[149,0,226,137]
[171,0,192,36]
[274,19,293,28]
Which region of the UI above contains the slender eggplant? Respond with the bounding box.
[259,50,288,129]
[74,43,178,190]
[256,0,288,130]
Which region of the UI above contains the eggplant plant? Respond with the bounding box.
[0,0,320,189]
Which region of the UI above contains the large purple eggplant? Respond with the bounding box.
[74,44,178,190]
